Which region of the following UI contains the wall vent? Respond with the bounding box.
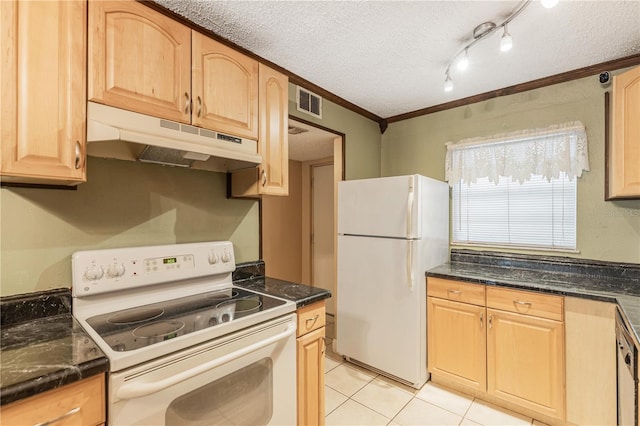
[296,86,322,119]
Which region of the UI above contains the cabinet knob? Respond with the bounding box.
[197,96,202,117]
[261,169,267,186]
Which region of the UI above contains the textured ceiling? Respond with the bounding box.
[155,0,640,119]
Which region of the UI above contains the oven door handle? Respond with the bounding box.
[115,322,297,400]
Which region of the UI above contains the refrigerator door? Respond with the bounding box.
[336,234,427,387]
[338,175,419,239]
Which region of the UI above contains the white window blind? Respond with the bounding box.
[452,173,577,249]
[446,122,588,250]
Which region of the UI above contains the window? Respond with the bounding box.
[445,122,589,251]
[452,173,576,249]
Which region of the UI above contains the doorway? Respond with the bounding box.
[261,117,343,316]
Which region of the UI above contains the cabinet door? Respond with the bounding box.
[487,309,565,420]
[258,63,289,195]
[1,0,86,184]
[609,66,640,198]
[88,0,191,123]
[427,297,486,392]
[192,33,259,139]
[297,327,325,426]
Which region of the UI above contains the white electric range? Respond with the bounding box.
[72,241,297,426]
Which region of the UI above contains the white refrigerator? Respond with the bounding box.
[336,174,449,388]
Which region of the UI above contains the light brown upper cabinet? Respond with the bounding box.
[231,64,289,197]
[88,0,259,141]
[608,66,640,199]
[88,0,192,124]
[192,34,259,140]
[1,0,87,185]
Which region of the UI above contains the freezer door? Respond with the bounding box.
[336,235,427,387]
[338,175,418,238]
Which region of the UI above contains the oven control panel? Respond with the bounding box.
[72,241,235,297]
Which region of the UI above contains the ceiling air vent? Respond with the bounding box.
[296,86,322,119]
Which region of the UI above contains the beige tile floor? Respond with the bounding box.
[323,314,548,426]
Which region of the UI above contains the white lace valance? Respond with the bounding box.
[445,121,589,186]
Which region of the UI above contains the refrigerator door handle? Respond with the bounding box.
[407,240,414,290]
[407,176,415,238]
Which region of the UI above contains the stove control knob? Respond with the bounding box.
[106,263,126,278]
[208,252,219,265]
[221,251,231,263]
[84,266,104,281]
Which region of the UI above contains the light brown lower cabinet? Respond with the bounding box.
[0,373,105,426]
[427,296,486,392]
[427,278,566,423]
[297,301,326,426]
[486,308,565,420]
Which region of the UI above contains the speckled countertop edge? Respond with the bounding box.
[426,250,640,346]
[0,290,109,406]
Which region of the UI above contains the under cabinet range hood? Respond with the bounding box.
[86,102,262,172]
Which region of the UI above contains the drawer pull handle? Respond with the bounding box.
[197,96,202,117]
[447,289,461,295]
[513,300,533,307]
[306,314,319,327]
[261,169,267,186]
[34,406,80,426]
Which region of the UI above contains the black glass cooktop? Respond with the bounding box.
[86,287,286,352]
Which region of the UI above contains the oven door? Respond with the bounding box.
[109,314,297,426]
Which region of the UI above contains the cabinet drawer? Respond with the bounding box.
[487,287,563,321]
[427,277,485,306]
[297,301,326,337]
[1,374,105,426]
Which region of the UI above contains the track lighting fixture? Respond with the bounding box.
[456,49,469,71]
[444,73,453,92]
[500,25,513,52]
[443,0,558,92]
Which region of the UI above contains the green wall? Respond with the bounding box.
[0,157,259,296]
[381,74,640,263]
[6,75,635,297]
[288,84,381,180]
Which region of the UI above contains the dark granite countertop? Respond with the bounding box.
[0,289,109,406]
[426,249,640,344]
[233,261,331,308]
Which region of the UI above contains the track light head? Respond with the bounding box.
[456,49,469,71]
[500,26,513,52]
[444,74,454,92]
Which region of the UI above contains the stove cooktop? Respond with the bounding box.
[86,287,287,352]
